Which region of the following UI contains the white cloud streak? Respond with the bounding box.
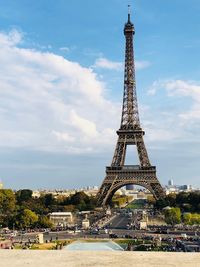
[135,60,151,70]
[94,57,123,70]
[93,57,151,71]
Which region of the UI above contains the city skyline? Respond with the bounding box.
[0,0,200,189]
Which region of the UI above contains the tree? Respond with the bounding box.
[154,198,168,210]
[190,213,200,225]
[62,205,76,212]
[164,207,181,225]
[188,192,200,212]
[0,189,16,214]
[183,213,192,225]
[16,189,33,203]
[166,193,176,207]
[70,191,90,205]
[176,192,189,205]
[147,196,156,206]
[38,215,53,228]
[17,209,38,229]
[42,194,55,207]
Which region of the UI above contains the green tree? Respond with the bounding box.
[17,209,38,229]
[190,213,200,225]
[183,213,192,225]
[62,205,76,212]
[70,191,90,205]
[0,189,16,214]
[42,194,55,207]
[154,198,168,210]
[16,189,33,203]
[188,192,200,212]
[166,193,176,207]
[164,207,181,225]
[176,192,189,206]
[38,215,53,228]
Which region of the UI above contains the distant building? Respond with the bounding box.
[32,191,41,198]
[168,179,174,186]
[126,184,134,190]
[49,212,73,227]
[178,185,192,191]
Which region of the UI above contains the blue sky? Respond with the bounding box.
[0,0,200,189]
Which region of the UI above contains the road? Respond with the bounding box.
[106,214,131,229]
[4,214,199,243]
[9,227,199,244]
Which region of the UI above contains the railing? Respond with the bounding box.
[106,165,156,171]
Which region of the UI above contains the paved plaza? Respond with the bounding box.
[0,251,199,267]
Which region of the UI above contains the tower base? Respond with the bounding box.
[96,165,165,206]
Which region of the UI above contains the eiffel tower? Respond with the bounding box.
[96,9,165,206]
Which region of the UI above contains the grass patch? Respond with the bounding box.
[126,199,146,209]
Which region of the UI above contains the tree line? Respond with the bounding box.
[148,191,200,225]
[154,191,200,213]
[0,189,96,229]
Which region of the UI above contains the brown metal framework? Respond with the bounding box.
[96,11,165,206]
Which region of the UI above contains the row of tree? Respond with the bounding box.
[0,189,96,229]
[164,207,200,225]
[147,191,200,225]
[149,191,200,213]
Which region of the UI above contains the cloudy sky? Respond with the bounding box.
[0,0,200,189]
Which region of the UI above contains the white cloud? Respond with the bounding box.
[165,80,200,99]
[70,110,98,138]
[146,79,200,143]
[0,29,23,47]
[59,47,70,52]
[94,57,123,70]
[164,80,200,123]
[0,29,119,153]
[148,79,200,107]
[52,131,75,143]
[135,60,151,70]
[93,57,151,71]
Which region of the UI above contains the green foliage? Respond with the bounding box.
[183,213,192,225]
[166,193,177,207]
[42,194,55,207]
[38,215,53,228]
[16,209,38,229]
[16,189,33,203]
[111,195,132,207]
[62,205,76,212]
[0,189,16,214]
[147,196,156,206]
[155,191,200,213]
[164,207,181,225]
[183,213,200,225]
[0,189,96,229]
[1,187,199,230]
[126,199,146,209]
[70,191,90,205]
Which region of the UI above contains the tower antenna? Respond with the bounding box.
[128,4,131,22]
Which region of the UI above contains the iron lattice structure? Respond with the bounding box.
[96,12,165,206]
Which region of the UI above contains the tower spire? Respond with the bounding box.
[128,4,131,22]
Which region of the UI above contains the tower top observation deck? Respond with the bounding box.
[124,5,135,35]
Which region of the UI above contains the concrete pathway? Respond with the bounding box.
[0,251,200,267]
